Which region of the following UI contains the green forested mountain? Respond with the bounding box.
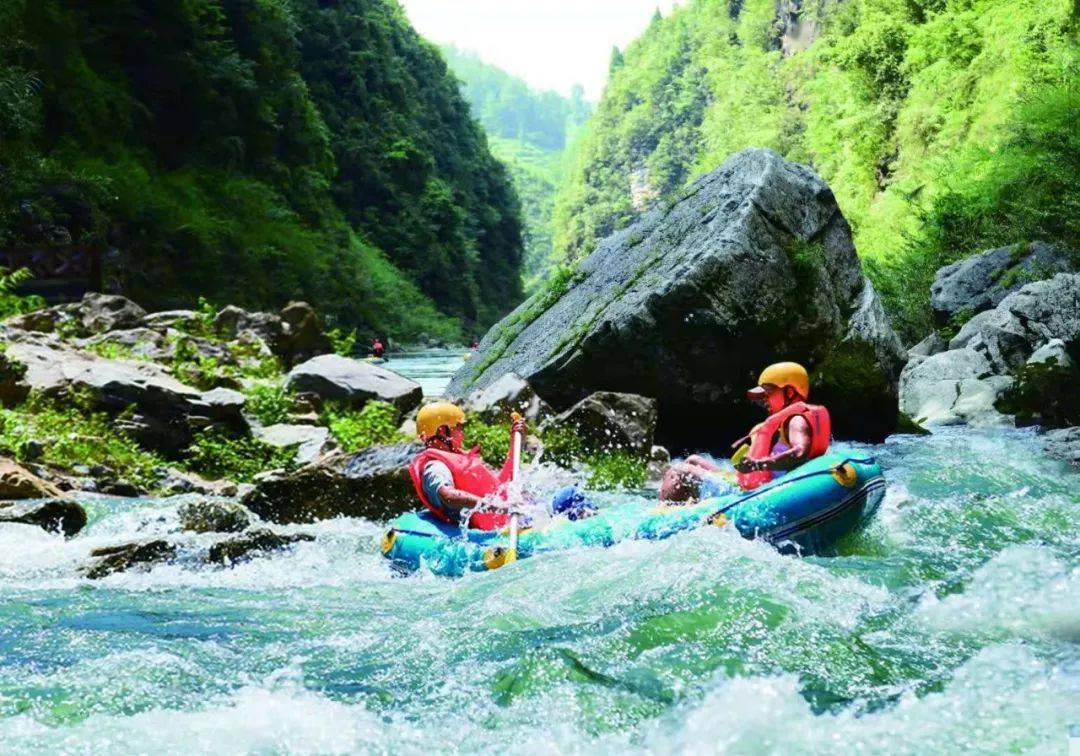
[440,46,591,290]
[554,0,1078,338]
[0,0,525,339]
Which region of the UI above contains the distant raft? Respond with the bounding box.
[381,452,886,577]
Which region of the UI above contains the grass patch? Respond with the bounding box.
[244,383,293,426]
[323,401,405,452]
[185,428,297,483]
[0,392,166,489]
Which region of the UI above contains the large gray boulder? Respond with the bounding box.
[900,273,1080,427]
[449,149,906,445]
[242,443,421,523]
[287,355,422,413]
[541,392,658,456]
[931,241,1071,326]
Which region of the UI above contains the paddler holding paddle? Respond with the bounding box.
[408,402,596,532]
[659,362,831,503]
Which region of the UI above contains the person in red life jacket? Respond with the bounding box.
[371,338,385,359]
[659,362,831,502]
[408,402,597,530]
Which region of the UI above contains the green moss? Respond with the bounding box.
[995,350,1080,428]
[813,339,896,441]
[894,411,930,436]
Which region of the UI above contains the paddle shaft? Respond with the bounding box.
[507,413,524,557]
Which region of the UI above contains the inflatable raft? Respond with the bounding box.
[381,452,886,577]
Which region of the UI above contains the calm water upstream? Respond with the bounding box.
[0,352,1076,753]
[384,349,469,397]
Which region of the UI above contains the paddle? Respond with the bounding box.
[504,412,524,564]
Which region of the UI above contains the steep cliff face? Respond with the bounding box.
[0,0,524,336]
[554,0,1078,338]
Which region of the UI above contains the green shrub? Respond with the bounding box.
[85,341,140,361]
[185,428,297,483]
[463,418,513,467]
[585,453,647,491]
[0,267,43,318]
[0,392,166,489]
[327,327,358,357]
[323,401,404,452]
[245,383,292,426]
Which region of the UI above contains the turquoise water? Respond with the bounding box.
[0,428,1077,752]
[387,349,468,397]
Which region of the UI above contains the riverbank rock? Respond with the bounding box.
[207,529,314,565]
[242,443,421,523]
[253,424,333,466]
[900,273,1080,427]
[287,355,422,413]
[462,373,551,424]
[83,540,176,579]
[931,241,1071,327]
[178,499,252,533]
[542,392,658,456]
[155,468,239,497]
[449,149,906,447]
[0,458,64,499]
[0,498,87,536]
[5,293,147,337]
[4,341,248,455]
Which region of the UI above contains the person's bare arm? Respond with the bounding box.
[435,486,488,514]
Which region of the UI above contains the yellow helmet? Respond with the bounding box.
[416,401,466,439]
[752,361,810,400]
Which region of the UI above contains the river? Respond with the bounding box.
[0,353,1076,753]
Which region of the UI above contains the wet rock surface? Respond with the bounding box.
[242,443,421,523]
[207,529,314,565]
[451,148,906,446]
[462,372,551,424]
[178,499,253,533]
[84,539,177,579]
[0,498,87,536]
[0,458,65,499]
[1043,427,1080,467]
[542,392,658,455]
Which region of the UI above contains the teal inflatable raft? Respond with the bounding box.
[381,452,886,577]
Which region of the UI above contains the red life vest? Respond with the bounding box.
[737,401,831,491]
[408,447,511,531]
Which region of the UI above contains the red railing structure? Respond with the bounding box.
[0,246,102,302]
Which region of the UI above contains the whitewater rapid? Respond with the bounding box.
[0,427,1076,754]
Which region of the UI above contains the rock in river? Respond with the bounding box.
[207,529,314,565]
[449,149,906,447]
[287,355,422,413]
[0,498,87,536]
[243,443,421,523]
[178,498,253,533]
